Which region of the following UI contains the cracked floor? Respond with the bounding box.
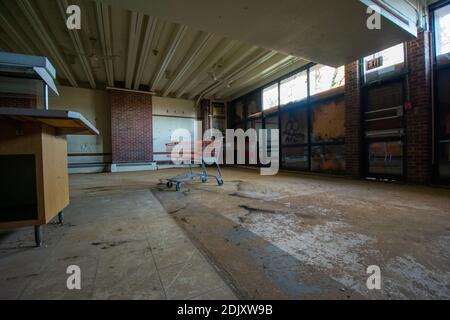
[1,167,450,299]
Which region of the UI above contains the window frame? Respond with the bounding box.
[362,43,407,84]
[434,2,450,59]
[229,62,346,174]
[309,64,345,97]
[279,69,308,106]
[431,0,450,184]
[262,82,279,111]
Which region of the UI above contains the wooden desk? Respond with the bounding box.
[0,107,99,246]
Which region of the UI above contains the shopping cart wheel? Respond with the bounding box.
[176,183,181,192]
[216,177,224,186]
[200,175,207,183]
[167,181,173,189]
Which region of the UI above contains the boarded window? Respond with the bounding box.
[311,98,345,143]
[365,81,404,132]
[281,107,308,145]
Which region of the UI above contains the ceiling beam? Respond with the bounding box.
[0,9,34,55]
[95,2,115,87]
[125,11,144,89]
[16,0,78,87]
[0,36,11,52]
[133,16,158,90]
[217,56,297,99]
[58,0,96,89]
[203,50,277,98]
[187,45,260,100]
[150,24,187,92]
[175,38,237,99]
[161,31,213,97]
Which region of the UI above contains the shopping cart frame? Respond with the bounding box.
[165,140,223,191]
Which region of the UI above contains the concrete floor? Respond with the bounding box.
[1,167,450,299]
[0,175,236,300]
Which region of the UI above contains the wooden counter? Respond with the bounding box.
[0,107,99,246]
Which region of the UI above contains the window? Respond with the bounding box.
[262,83,279,110]
[311,98,345,143]
[435,4,450,64]
[232,100,245,124]
[309,64,345,96]
[368,141,403,176]
[282,147,309,170]
[280,70,307,105]
[311,145,345,173]
[363,43,405,82]
[245,90,261,116]
[281,107,308,145]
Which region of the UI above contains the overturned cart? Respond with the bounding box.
[165,139,223,191]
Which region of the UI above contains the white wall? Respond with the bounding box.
[38,86,111,170]
[39,87,200,167]
[152,96,200,162]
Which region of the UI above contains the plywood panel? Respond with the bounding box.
[0,121,69,229]
[41,124,69,223]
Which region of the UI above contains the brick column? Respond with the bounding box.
[345,61,362,178]
[110,90,153,163]
[405,31,432,183]
[0,94,37,108]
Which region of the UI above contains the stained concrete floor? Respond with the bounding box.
[0,179,236,300]
[1,167,450,300]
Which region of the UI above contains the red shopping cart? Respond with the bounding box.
[165,138,223,191]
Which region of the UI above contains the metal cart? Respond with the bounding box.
[166,139,223,191]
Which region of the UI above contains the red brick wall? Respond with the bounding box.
[345,61,362,178]
[343,32,433,183]
[110,90,153,163]
[0,94,36,108]
[405,31,432,183]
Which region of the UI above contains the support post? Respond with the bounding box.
[58,211,64,224]
[43,83,49,110]
[34,225,42,247]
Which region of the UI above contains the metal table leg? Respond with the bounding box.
[58,211,64,224]
[34,225,42,247]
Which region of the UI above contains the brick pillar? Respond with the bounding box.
[405,31,432,183]
[110,90,153,163]
[0,94,37,108]
[345,61,362,178]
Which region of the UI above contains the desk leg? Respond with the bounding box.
[34,225,42,247]
[58,211,64,224]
